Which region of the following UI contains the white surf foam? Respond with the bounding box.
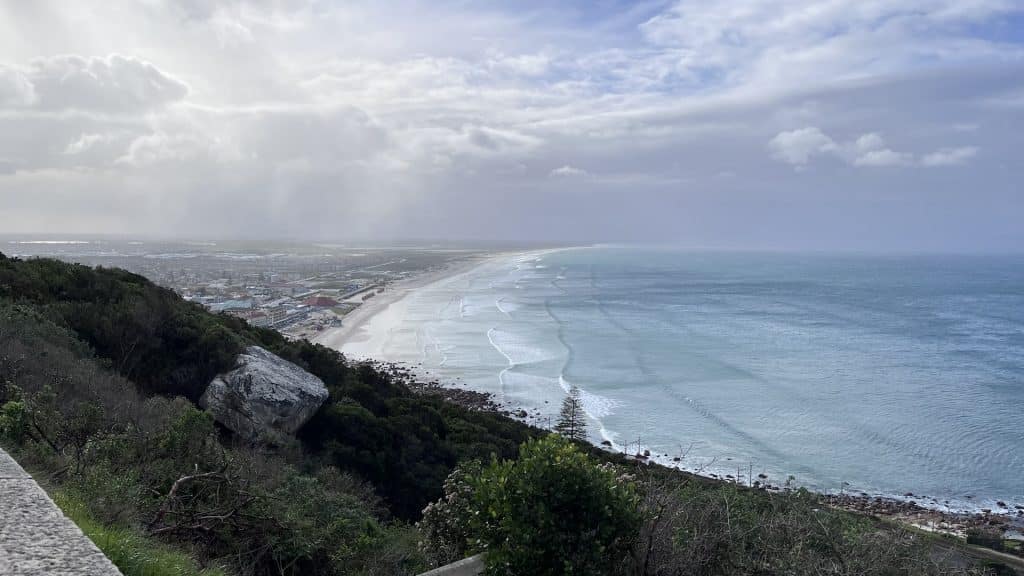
[488,327,562,367]
[495,296,521,318]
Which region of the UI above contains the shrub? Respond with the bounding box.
[966,528,1005,552]
[418,462,482,567]
[645,482,967,576]
[0,399,28,445]
[421,435,641,576]
[54,490,228,576]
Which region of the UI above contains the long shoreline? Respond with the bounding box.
[311,249,1024,542]
[314,247,574,354]
[313,252,505,351]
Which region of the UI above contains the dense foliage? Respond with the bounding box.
[0,302,423,575]
[627,473,980,576]
[0,254,242,400]
[0,254,537,519]
[0,254,537,574]
[421,435,641,575]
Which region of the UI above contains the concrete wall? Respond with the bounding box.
[417,554,486,576]
[0,448,123,576]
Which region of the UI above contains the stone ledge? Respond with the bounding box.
[0,448,123,576]
[417,554,486,576]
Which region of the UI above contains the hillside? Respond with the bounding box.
[0,253,1014,576]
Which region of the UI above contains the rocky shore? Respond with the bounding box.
[369,361,504,412]
[823,493,1023,540]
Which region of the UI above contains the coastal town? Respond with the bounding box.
[2,238,486,341]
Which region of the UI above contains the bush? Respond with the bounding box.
[54,490,228,576]
[641,481,967,576]
[421,435,641,576]
[0,399,28,445]
[418,462,482,567]
[966,528,1005,552]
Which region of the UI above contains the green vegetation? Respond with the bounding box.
[0,254,534,574]
[0,254,536,519]
[54,491,228,576]
[0,253,1005,575]
[0,303,423,574]
[419,439,984,576]
[634,481,955,576]
[421,435,640,575]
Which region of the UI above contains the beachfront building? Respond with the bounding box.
[303,295,340,308]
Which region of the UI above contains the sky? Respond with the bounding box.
[0,0,1022,250]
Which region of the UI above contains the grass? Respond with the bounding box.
[53,491,229,576]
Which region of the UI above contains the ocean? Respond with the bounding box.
[342,247,1024,512]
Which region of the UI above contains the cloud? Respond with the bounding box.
[853,148,913,167]
[0,158,20,175]
[117,130,215,165]
[851,133,912,166]
[921,146,979,166]
[0,67,35,106]
[770,128,971,168]
[489,53,551,77]
[23,54,188,113]
[854,133,886,153]
[768,127,837,165]
[0,0,1018,248]
[639,0,1023,93]
[549,164,588,177]
[64,133,109,155]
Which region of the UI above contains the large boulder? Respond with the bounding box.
[200,346,328,442]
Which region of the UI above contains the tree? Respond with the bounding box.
[555,385,588,442]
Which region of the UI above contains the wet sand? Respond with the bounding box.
[313,253,500,352]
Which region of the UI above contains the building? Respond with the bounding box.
[209,299,255,313]
[227,309,271,328]
[303,295,340,308]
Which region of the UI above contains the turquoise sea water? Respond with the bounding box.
[344,247,1024,512]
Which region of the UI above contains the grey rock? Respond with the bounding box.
[200,346,328,442]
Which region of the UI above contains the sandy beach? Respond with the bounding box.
[313,252,507,353]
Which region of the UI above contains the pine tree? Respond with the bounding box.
[555,386,588,442]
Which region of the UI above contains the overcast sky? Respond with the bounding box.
[1,1,1022,250]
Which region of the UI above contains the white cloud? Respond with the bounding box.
[850,133,912,166]
[25,54,188,113]
[771,128,969,168]
[921,146,979,166]
[64,133,109,155]
[854,133,886,153]
[0,0,1018,246]
[550,164,588,177]
[853,148,913,167]
[768,127,837,165]
[117,130,212,165]
[639,0,1022,93]
[489,53,551,77]
[0,66,35,106]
